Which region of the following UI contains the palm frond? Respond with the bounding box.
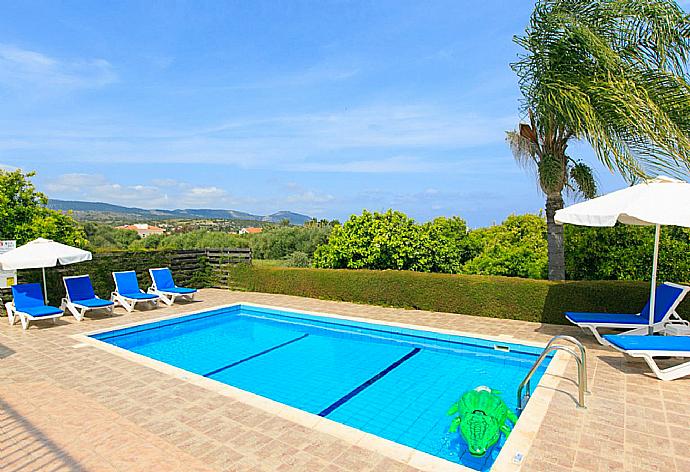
[512,0,690,179]
[506,129,538,169]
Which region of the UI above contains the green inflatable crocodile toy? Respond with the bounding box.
[447,386,518,457]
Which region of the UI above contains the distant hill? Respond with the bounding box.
[48,199,312,225]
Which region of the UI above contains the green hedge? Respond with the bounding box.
[228,266,690,325]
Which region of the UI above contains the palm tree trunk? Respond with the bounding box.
[545,193,565,280]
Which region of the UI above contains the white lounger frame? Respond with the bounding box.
[5,301,63,330]
[111,272,159,313]
[61,275,114,322]
[567,282,690,345]
[147,268,196,306]
[607,344,690,381]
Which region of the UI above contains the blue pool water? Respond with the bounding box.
[92,305,551,471]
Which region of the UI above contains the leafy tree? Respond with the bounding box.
[128,230,247,251]
[508,0,690,280]
[251,225,331,259]
[0,169,86,246]
[422,217,473,273]
[83,222,140,250]
[313,210,430,270]
[286,251,311,268]
[313,211,475,272]
[565,224,690,282]
[462,214,548,279]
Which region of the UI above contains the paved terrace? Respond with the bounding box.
[1,289,688,472]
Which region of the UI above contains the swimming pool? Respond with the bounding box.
[90,304,552,471]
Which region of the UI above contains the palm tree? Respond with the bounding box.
[508,0,690,280]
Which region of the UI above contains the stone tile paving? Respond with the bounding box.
[0,289,688,471]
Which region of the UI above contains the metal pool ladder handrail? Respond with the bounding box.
[516,335,588,414]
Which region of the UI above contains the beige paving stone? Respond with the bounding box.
[1,288,688,471]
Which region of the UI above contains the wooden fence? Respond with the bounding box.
[165,248,252,287]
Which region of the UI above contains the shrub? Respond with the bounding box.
[314,210,427,270]
[129,230,249,251]
[313,210,473,272]
[286,251,310,268]
[228,265,689,325]
[565,224,690,282]
[251,225,331,259]
[462,214,547,279]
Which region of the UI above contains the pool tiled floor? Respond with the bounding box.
[1,289,689,471]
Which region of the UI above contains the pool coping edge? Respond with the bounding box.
[71,301,570,472]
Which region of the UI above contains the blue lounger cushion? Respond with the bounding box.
[566,312,645,325]
[120,292,158,300]
[160,286,197,295]
[11,283,62,316]
[567,283,687,325]
[604,334,690,352]
[22,305,63,317]
[75,298,114,308]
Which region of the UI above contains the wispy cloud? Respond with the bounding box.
[288,156,444,173]
[44,173,168,207]
[0,44,116,90]
[0,104,517,173]
[42,173,335,214]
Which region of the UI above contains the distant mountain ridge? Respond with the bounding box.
[48,199,312,225]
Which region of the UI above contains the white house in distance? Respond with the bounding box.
[116,223,166,238]
[239,227,263,235]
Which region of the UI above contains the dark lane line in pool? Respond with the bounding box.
[203,333,310,378]
[318,347,421,417]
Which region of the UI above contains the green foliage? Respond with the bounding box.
[423,217,473,273]
[313,210,424,270]
[286,251,310,268]
[565,224,690,282]
[128,230,248,251]
[463,215,548,279]
[187,256,217,288]
[0,169,86,246]
[252,259,289,268]
[229,266,689,325]
[83,222,140,251]
[314,210,544,277]
[250,225,331,259]
[314,210,473,272]
[512,0,690,178]
[116,225,328,260]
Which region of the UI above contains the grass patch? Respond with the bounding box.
[253,259,290,268]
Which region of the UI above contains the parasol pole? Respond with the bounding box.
[41,267,49,304]
[648,224,661,335]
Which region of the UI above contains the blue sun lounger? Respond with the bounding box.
[112,270,159,312]
[566,282,690,344]
[5,283,64,330]
[604,334,690,381]
[62,275,115,321]
[148,267,197,305]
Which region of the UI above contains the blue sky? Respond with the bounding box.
[0,0,640,226]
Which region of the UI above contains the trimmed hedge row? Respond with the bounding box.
[228,266,690,325]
